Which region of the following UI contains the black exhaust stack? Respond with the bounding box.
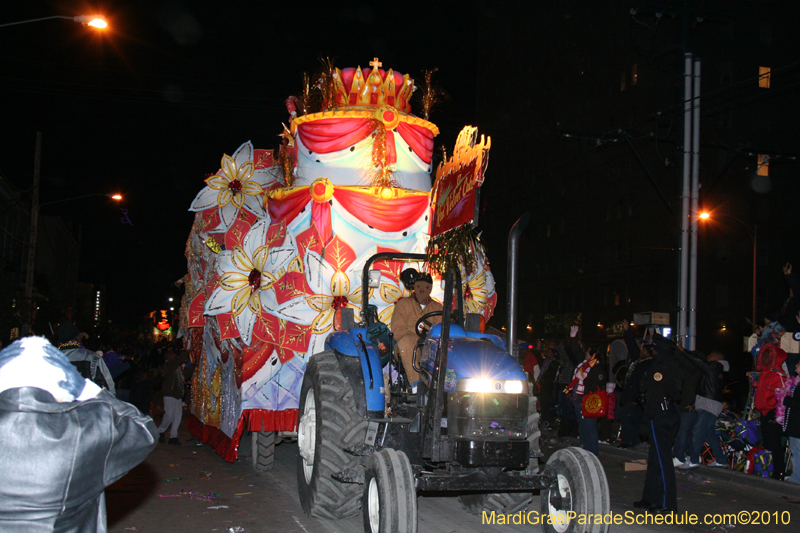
[507,213,529,359]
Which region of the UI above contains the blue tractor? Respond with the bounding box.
[296,215,610,533]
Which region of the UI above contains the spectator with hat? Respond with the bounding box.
[57,321,115,396]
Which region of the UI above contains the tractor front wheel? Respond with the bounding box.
[362,448,418,533]
[539,447,611,533]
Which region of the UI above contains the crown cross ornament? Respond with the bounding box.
[329,57,414,113]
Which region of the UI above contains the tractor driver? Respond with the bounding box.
[392,269,443,385]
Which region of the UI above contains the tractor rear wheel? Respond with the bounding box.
[297,350,368,519]
[251,430,275,472]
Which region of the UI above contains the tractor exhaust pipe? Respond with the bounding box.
[507,212,529,360]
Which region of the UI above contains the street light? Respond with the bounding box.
[22,184,122,336]
[40,193,123,208]
[0,15,108,29]
[699,211,758,331]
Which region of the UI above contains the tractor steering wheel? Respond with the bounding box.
[415,311,444,338]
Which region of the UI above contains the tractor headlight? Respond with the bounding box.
[459,378,492,393]
[505,380,524,394]
[456,378,527,394]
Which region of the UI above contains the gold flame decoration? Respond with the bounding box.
[298,72,312,117]
[415,68,447,121]
[316,57,338,112]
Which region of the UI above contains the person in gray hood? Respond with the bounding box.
[0,336,157,532]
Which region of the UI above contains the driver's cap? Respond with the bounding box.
[415,272,433,285]
[400,268,418,290]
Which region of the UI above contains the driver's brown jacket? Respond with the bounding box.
[391,296,442,383]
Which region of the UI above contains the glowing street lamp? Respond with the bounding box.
[40,193,122,208]
[77,16,108,29]
[699,211,757,331]
[23,188,123,335]
[0,15,108,29]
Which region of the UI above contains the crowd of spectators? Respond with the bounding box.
[523,263,800,486]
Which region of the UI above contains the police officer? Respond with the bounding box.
[633,334,683,514]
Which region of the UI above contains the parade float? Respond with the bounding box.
[178,58,497,462]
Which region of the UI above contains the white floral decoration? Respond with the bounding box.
[189,141,278,233]
[204,217,295,345]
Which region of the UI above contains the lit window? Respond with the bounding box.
[632,64,638,85]
[759,66,771,88]
[620,71,626,91]
[757,154,769,176]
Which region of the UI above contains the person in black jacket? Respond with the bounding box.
[634,334,683,514]
[0,336,157,532]
[618,321,652,448]
[672,348,701,466]
[680,350,727,468]
[782,357,800,484]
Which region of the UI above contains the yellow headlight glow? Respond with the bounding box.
[505,380,524,394]
[455,378,527,394]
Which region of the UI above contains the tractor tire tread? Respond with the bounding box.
[251,430,275,473]
[298,351,367,519]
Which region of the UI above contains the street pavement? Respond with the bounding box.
[106,424,800,533]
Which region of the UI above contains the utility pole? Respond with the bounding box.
[678,54,692,349]
[688,58,701,351]
[631,2,734,349]
[22,132,42,336]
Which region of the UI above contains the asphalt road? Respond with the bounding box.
[106,426,800,533]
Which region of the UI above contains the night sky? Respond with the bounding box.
[0,1,480,328]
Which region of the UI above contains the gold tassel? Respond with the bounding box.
[365,119,397,188]
[279,142,295,187]
[425,224,485,276]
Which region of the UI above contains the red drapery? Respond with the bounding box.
[333,188,429,232]
[268,188,311,222]
[269,186,429,239]
[187,410,299,463]
[296,118,434,164]
[296,118,374,154]
[396,122,434,164]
